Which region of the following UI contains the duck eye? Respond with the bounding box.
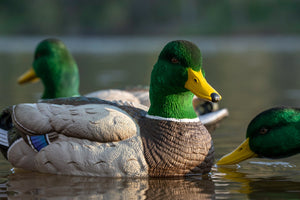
[259,127,269,134]
[171,57,179,64]
[35,53,41,59]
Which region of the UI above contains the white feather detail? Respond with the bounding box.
[0,128,8,147]
[145,114,200,122]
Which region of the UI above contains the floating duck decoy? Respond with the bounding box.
[217,107,300,165]
[17,38,228,131]
[1,40,222,177]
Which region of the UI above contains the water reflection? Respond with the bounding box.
[146,177,215,200]
[2,166,298,199]
[2,171,215,200]
[214,166,300,199]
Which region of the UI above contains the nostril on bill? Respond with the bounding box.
[211,93,221,102]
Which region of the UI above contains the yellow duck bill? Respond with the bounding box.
[217,138,258,165]
[18,67,40,84]
[185,68,222,102]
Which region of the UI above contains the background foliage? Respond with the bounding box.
[1,0,300,36]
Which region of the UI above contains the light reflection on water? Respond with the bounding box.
[0,164,299,199]
[249,161,296,168]
[1,171,216,200]
[0,36,299,199]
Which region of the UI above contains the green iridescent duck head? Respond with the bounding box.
[18,38,80,99]
[148,40,221,119]
[217,107,300,165]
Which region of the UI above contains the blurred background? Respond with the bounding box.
[0,1,300,199]
[1,0,300,157]
[1,0,300,36]
[0,0,299,125]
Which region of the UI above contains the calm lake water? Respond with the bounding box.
[0,36,299,199]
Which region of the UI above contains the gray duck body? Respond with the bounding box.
[1,97,214,177]
[44,97,215,176]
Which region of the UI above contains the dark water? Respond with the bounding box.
[0,36,299,199]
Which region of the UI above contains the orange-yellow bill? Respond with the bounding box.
[185,68,221,102]
[18,67,40,84]
[217,138,258,165]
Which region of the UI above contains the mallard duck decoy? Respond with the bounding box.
[18,38,146,103]
[217,107,300,165]
[0,40,221,177]
[18,38,80,99]
[17,38,228,130]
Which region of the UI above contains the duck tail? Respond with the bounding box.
[0,128,9,158]
[0,127,9,147]
[0,106,14,159]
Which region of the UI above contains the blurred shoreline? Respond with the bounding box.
[0,35,300,54]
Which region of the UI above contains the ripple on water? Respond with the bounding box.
[249,161,296,168]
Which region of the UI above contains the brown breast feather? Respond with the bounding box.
[138,117,214,177]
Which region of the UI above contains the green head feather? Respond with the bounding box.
[148,40,205,119]
[247,107,300,158]
[33,38,80,99]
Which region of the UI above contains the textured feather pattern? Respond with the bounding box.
[7,100,149,177]
[140,117,214,177]
[6,97,214,177]
[12,103,138,143]
[85,89,142,105]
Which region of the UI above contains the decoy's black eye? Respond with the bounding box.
[259,127,269,135]
[35,53,42,59]
[171,57,180,64]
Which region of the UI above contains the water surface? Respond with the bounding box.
[0,36,299,199]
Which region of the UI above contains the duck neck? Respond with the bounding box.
[41,72,80,99]
[148,88,197,119]
[42,84,80,99]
